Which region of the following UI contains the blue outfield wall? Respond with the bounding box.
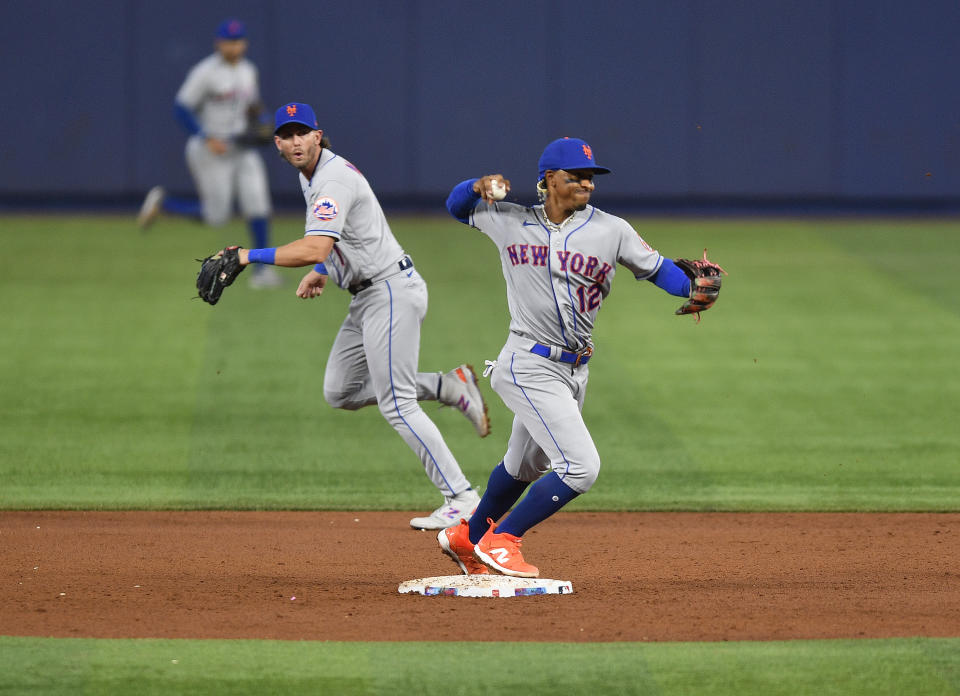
[1,0,959,210]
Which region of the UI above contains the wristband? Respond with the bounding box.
[314,263,328,274]
[247,248,277,265]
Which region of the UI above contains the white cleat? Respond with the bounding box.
[410,488,480,530]
[438,364,490,437]
[137,186,165,230]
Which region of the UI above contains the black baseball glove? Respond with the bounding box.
[234,102,273,147]
[674,248,727,321]
[196,246,245,305]
[234,121,274,147]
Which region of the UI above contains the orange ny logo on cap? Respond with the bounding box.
[582,144,593,161]
[286,104,297,116]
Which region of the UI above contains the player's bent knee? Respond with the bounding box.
[323,386,364,411]
[580,466,601,492]
[376,397,420,423]
[559,457,601,493]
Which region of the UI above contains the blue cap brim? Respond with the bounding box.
[273,119,317,134]
[539,165,611,179]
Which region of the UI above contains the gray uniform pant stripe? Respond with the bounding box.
[321,271,468,497]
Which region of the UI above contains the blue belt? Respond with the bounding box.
[349,256,413,295]
[530,343,593,366]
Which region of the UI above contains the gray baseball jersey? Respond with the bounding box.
[467,200,663,352]
[464,199,662,493]
[300,149,471,498]
[299,149,406,289]
[176,53,260,139]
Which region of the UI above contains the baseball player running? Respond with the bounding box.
[138,18,281,288]
[199,101,491,530]
[437,137,725,576]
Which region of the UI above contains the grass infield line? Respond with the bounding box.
[0,636,958,696]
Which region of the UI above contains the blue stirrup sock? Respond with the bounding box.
[162,196,202,218]
[495,471,580,538]
[468,462,529,544]
[249,217,269,249]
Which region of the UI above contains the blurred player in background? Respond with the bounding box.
[138,18,280,288]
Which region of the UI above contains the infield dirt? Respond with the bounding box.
[2,511,957,642]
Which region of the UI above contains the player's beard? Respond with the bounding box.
[280,143,319,173]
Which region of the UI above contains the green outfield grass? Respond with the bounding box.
[1,214,958,511]
[1,636,958,696]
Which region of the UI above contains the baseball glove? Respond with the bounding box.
[674,248,727,321]
[234,102,274,147]
[234,121,274,147]
[196,246,245,305]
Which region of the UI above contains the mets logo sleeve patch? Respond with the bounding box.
[313,197,339,221]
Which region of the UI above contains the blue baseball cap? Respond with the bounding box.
[216,18,246,40]
[274,102,319,133]
[537,137,611,180]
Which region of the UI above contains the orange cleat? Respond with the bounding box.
[473,519,539,578]
[438,519,489,575]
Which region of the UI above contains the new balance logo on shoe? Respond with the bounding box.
[410,489,481,530]
[488,547,511,565]
[438,364,491,438]
[475,519,539,577]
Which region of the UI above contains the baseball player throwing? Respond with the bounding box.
[198,102,491,530]
[139,18,280,288]
[437,137,725,576]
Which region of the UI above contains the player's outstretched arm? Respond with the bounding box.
[238,235,334,267]
[648,258,692,297]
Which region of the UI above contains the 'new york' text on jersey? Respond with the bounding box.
[468,201,662,351]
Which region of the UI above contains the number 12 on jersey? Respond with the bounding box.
[575,283,603,312]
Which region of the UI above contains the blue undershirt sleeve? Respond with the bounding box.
[173,101,203,136]
[446,179,481,223]
[648,258,691,297]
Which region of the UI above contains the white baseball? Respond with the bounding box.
[489,180,506,201]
